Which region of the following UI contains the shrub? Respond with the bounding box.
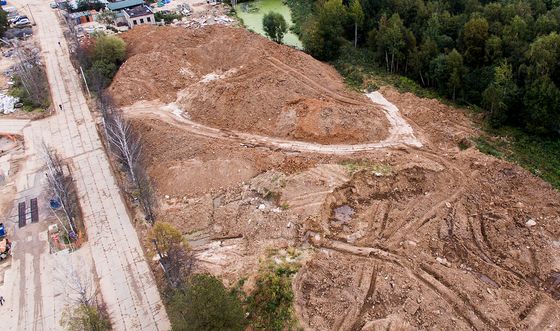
[60,304,111,331]
[167,274,247,331]
[246,259,300,331]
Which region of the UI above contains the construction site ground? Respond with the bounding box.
[111,25,560,330]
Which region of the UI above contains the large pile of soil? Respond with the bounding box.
[110,25,389,144]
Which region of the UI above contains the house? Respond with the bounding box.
[68,10,98,25]
[106,0,145,12]
[123,5,155,28]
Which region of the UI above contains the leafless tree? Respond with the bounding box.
[41,142,78,234]
[10,42,49,107]
[98,94,157,223]
[135,165,157,223]
[106,112,141,185]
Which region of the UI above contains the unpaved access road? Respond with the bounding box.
[123,91,422,154]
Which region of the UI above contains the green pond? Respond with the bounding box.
[235,0,302,49]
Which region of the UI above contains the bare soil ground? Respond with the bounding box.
[110,25,389,144]
[112,25,560,330]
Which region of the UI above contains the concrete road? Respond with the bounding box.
[2,0,171,330]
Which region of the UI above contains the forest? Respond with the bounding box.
[288,0,560,136]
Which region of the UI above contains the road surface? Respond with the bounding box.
[0,0,171,330]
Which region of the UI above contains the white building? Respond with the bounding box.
[122,5,155,28]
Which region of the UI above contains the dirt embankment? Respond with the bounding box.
[112,24,560,331]
[110,25,389,144]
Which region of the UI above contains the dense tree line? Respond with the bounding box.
[297,0,560,135]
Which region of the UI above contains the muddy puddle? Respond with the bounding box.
[332,205,355,226]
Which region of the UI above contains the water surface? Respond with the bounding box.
[235,0,302,48]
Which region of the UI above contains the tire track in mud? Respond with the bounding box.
[350,264,380,331]
[309,235,498,330]
[264,56,366,107]
[381,151,467,248]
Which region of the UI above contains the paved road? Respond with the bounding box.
[3,0,170,330]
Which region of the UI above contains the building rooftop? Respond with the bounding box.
[68,10,97,19]
[106,0,145,11]
[123,4,153,18]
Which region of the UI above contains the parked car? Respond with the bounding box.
[10,16,28,24]
[8,15,21,24]
[14,18,31,27]
[49,2,58,8]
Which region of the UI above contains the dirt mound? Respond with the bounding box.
[122,29,560,328]
[110,25,389,144]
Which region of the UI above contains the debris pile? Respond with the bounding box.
[0,94,19,114]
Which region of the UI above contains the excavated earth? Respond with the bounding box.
[112,25,560,330]
[110,25,389,145]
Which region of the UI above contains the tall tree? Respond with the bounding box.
[463,16,489,66]
[446,49,464,100]
[0,8,8,37]
[167,274,246,331]
[482,61,516,126]
[350,0,364,47]
[523,76,560,134]
[376,14,406,73]
[302,0,348,60]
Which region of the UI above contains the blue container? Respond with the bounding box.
[0,223,5,237]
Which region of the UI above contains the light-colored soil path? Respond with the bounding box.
[123,91,422,154]
[3,0,171,330]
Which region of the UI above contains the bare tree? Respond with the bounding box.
[10,41,49,107]
[58,262,112,331]
[42,142,78,235]
[98,94,157,223]
[106,112,141,184]
[135,165,157,223]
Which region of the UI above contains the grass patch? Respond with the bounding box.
[474,127,560,189]
[473,136,503,158]
[341,159,392,176]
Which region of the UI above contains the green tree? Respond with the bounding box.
[410,37,438,86]
[302,0,347,60]
[482,60,516,126]
[463,16,489,66]
[91,34,126,66]
[167,274,246,331]
[523,76,560,134]
[263,12,288,44]
[88,34,126,85]
[526,32,560,77]
[376,14,406,73]
[148,222,194,289]
[485,35,502,62]
[0,8,8,37]
[247,262,299,331]
[60,304,111,331]
[446,49,464,100]
[350,0,364,47]
[95,10,117,25]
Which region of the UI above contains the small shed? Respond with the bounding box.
[68,10,98,25]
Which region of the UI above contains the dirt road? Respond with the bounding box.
[4,1,170,330]
[123,91,421,154]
